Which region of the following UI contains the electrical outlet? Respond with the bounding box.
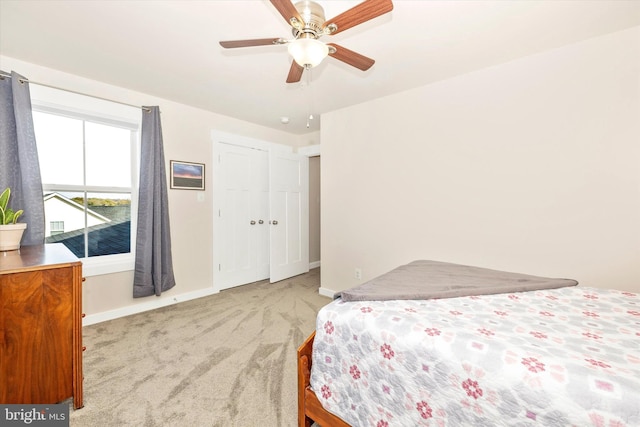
[354,268,362,280]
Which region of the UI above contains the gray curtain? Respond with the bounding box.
[133,106,176,297]
[0,71,45,245]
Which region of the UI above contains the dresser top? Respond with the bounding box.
[0,244,81,275]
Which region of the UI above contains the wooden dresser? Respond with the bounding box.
[0,244,83,409]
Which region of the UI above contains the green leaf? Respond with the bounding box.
[0,188,9,212]
[0,205,5,225]
[12,210,23,224]
[5,209,15,224]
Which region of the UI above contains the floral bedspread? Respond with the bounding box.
[310,287,640,426]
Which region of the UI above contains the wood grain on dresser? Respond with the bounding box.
[0,244,83,409]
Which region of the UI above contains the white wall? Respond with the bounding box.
[1,55,311,323]
[321,26,640,294]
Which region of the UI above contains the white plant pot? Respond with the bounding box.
[0,223,27,251]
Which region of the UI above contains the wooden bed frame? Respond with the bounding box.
[297,331,350,427]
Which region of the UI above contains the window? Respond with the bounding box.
[31,95,140,276]
[50,221,65,235]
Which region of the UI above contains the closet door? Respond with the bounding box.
[213,138,309,290]
[216,143,269,290]
[252,149,270,280]
[269,150,309,282]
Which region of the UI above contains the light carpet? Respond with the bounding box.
[69,268,330,427]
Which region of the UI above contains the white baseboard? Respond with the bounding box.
[309,260,321,269]
[83,286,220,326]
[318,287,336,298]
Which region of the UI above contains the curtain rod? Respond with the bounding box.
[0,72,151,112]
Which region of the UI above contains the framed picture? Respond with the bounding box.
[170,160,205,190]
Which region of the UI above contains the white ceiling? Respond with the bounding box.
[1,0,639,134]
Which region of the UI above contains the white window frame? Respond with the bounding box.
[32,99,140,277]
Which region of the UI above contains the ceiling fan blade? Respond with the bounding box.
[286,61,305,83]
[324,0,393,35]
[270,0,303,27]
[327,43,375,71]
[219,38,282,48]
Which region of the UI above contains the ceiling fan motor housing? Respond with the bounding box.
[292,0,327,39]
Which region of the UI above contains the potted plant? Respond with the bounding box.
[0,187,27,251]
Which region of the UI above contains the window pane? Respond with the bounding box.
[43,191,132,258]
[85,122,131,187]
[33,112,84,185]
[85,192,131,257]
[44,191,86,258]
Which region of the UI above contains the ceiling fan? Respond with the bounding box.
[219,0,393,83]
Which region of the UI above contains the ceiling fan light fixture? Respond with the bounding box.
[288,37,329,68]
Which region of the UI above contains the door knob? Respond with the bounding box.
[250,220,256,225]
[272,220,278,225]
[258,220,264,224]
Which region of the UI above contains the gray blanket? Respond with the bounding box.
[336,260,578,302]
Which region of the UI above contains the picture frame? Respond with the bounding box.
[170,160,205,190]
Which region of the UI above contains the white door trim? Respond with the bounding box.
[211,130,293,153]
[297,144,320,156]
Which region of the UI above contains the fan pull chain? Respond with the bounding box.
[306,65,313,128]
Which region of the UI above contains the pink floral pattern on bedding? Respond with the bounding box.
[310,287,640,426]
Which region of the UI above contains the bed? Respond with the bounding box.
[297,260,640,427]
